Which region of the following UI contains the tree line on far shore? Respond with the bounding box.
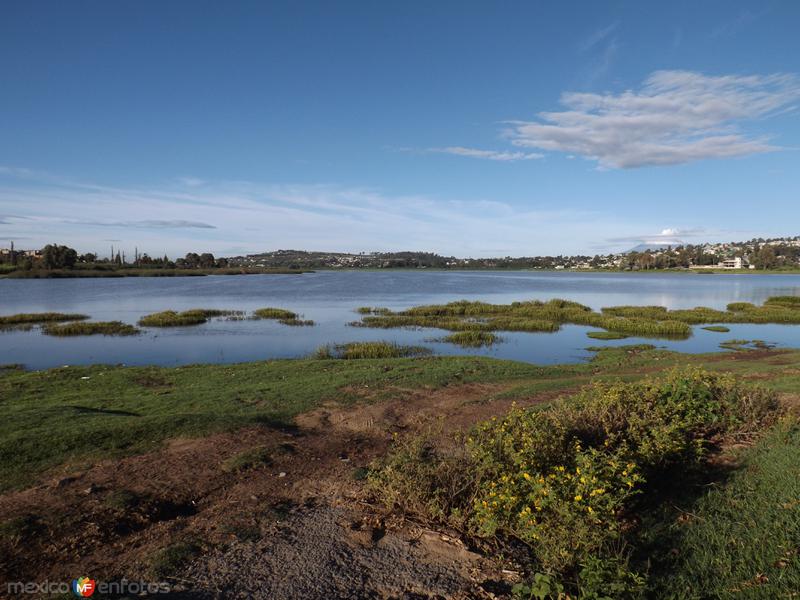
[0,244,229,272]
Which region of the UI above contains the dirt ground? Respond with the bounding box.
[0,382,555,599]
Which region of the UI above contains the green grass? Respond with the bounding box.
[0,355,559,491]
[442,331,501,347]
[3,344,800,495]
[586,331,629,340]
[701,325,731,332]
[647,421,800,598]
[41,321,140,336]
[253,307,297,320]
[138,309,236,327]
[0,312,88,325]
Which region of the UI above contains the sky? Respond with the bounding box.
[1,0,799,258]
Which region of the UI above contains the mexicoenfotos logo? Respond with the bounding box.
[72,577,96,597]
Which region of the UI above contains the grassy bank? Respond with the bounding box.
[1,345,800,596]
[2,345,800,493]
[138,309,241,327]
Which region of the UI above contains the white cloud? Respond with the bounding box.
[507,70,800,168]
[429,146,543,161]
[0,170,636,257]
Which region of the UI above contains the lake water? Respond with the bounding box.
[2,271,800,370]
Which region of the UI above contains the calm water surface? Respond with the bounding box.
[2,271,800,369]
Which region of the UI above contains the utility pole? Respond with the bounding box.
[10,240,15,266]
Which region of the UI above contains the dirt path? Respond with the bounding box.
[0,381,557,598]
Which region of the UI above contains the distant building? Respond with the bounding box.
[719,257,747,269]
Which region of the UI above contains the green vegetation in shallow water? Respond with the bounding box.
[278,317,314,326]
[138,309,238,327]
[586,331,628,340]
[42,321,140,336]
[0,312,88,326]
[313,341,432,359]
[701,325,730,332]
[719,339,774,351]
[253,307,297,320]
[442,331,500,347]
[352,295,800,340]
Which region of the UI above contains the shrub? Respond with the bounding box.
[371,368,780,597]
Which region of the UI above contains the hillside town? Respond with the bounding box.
[3,236,800,272]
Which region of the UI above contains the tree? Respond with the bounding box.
[41,244,78,269]
[755,246,777,270]
[198,253,215,268]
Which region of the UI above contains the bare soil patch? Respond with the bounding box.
[0,381,550,597]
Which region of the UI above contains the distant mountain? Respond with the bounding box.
[629,241,683,252]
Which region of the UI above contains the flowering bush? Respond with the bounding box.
[371,368,780,597]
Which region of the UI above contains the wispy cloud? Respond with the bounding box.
[506,70,800,168]
[606,228,706,245]
[710,10,761,38]
[429,146,543,161]
[578,21,619,52]
[79,219,217,229]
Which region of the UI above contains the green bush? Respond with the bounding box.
[371,368,781,597]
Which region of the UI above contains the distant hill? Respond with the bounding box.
[628,242,683,252]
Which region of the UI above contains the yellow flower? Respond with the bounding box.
[574,494,583,502]
[523,473,531,481]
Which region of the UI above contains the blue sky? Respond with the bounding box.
[1,0,799,257]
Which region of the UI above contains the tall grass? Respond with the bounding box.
[313,341,432,359]
[442,331,500,347]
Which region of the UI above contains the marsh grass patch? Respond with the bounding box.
[42,321,140,336]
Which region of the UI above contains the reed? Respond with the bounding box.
[313,341,432,359]
[42,321,140,336]
[442,331,500,347]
